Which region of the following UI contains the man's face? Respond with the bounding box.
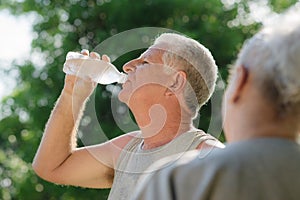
[118,44,174,107]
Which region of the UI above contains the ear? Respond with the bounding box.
[165,71,187,96]
[230,65,249,103]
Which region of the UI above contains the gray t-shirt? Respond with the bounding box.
[133,138,300,200]
[108,130,223,200]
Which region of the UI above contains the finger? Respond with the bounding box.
[81,49,89,56]
[102,54,111,62]
[90,52,101,60]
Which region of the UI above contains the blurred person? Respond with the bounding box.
[32,33,224,200]
[133,9,300,200]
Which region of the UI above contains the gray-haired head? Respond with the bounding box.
[153,33,218,118]
[234,8,300,116]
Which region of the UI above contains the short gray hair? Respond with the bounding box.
[234,8,300,115]
[154,33,218,117]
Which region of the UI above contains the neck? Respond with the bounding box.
[141,121,196,149]
[228,122,297,143]
[226,98,298,143]
[132,103,196,149]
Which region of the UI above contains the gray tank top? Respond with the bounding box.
[108,130,221,200]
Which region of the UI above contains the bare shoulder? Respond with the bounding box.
[195,130,225,150]
[197,140,225,150]
[109,130,141,149]
[84,130,141,167]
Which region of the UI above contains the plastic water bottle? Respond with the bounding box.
[63,52,127,84]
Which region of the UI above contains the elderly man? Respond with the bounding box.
[32,33,224,200]
[132,9,300,200]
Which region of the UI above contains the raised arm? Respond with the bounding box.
[32,51,132,188]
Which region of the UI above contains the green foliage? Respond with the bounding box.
[0,0,297,199]
[270,0,299,12]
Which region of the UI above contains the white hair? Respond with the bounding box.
[153,33,218,117]
[235,7,300,114]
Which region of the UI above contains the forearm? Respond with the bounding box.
[32,89,87,176]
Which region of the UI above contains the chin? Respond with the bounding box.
[118,90,129,104]
[119,89,137,107]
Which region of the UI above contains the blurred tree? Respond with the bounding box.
[0,0,298,199]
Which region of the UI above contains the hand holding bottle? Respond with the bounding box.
[63,50,107,100]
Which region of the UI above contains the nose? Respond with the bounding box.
[122,58,140,73]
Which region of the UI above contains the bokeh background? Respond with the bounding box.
[0,0,299,199]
